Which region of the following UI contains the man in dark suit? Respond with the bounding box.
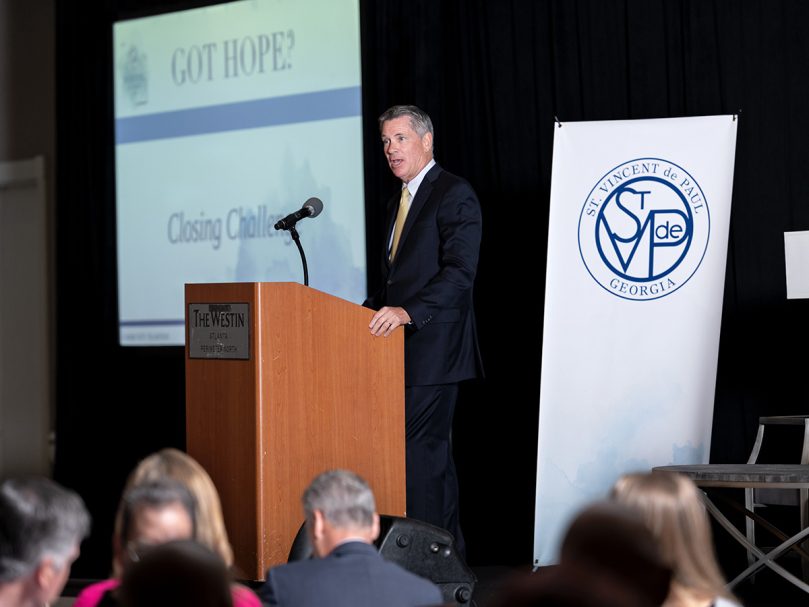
[365,105,482,553]
[259,470,442,607]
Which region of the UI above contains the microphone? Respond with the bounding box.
[274,197,324,231]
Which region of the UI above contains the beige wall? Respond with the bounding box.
[0,0,55,162]
[0,0,56,477]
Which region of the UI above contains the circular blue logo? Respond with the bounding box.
[578,158,710,301]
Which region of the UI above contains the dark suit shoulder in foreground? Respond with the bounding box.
[259,541,442,607]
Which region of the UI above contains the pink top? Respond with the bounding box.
[230,584,262,607]
[74,578,261,607]
[73,579,118,607]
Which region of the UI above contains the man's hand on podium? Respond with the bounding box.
[369,306,411,337]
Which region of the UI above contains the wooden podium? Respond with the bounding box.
[184,282,405,580]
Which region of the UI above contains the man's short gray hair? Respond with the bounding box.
[378,105,434,141]
[302,470,376,529]
[0,477,90,582]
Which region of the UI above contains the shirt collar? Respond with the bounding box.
[403,159,436,199]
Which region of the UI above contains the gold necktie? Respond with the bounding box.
[389,187,411,261]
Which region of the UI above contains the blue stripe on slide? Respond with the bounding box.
[116,86,361,144]
[120,319,185,327]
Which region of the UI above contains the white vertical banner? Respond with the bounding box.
[534,115,738,565]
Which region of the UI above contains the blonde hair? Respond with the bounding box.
[113,449,233,575]
[611,471,735,606]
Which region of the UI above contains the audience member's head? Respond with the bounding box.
[561,502,672,605]
[497,502,670,607]
[113,448,233,574]
[0,477,90,606]
[611,471,735,606]
[302,469,380,558]
[117,479,196,570]
[118,540,233,607]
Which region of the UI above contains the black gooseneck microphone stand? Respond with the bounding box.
[275,198,322,287]
[288,226,309,286]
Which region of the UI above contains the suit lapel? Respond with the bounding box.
[389,164,441,269]
[383,191,399,270]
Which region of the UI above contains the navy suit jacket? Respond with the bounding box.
[259,541,442,607]
[365,163,483,386]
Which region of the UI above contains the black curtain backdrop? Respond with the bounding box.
[55,0,809,575]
